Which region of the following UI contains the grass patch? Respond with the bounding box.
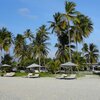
[79,71,93,75]
[0,72,4,76]
[76,73,85,78]
[15,72,28,77]
[39,72,54,77]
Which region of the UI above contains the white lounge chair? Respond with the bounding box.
[56,74,67,79]
[24,73,40,78]
[29,73,40,78]
[27,73,33,78]
[4,72,15,77]
[93,70,100,74]
[65,74,76,80]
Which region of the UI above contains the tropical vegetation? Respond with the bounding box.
[0,1,99,74]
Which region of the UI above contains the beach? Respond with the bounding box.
[0,76,100,100]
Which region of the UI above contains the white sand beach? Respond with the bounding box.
[0,76,100,100]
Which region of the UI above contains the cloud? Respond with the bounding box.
[18,8,30,16]
[18,8,37,19]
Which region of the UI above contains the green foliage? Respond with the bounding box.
[46,60,60,74]
[24,29,34,42]
[39,72,54,77]
[33,25,50,65]
[76,73,85,78]
[72,52,86,70]
[0,27,13,64]
[49,1,93,63]
[2,54,12,65]
[0,1,97,73]
[15,72,28,77]
[0,27,13,52]
[82,43,99,63]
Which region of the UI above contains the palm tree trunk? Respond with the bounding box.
[76,42,78,53]
[89,52,91,71]
[39,57,41,65]
[76,42,79,73]
[63,45,66,63]
[68,21,71,62]
[82,40,85,57]
[38,57,41,72]
[44,57,45,66]
[0,49,2,65]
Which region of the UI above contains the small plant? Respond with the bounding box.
[0,73,4,77]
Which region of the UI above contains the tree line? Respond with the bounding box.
[0,1,99,73]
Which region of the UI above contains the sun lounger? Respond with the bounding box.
[27,73,33,78]
[4,72,15,77]
[93,70,100,74]
[65,74,76,80]
[29,74,40,78]
[56,74,67,79]
[24,73,40,78]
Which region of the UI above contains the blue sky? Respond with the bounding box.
[0,0,100,58]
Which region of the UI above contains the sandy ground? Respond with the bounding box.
[0,75,100,100]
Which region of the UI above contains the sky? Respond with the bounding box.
[0,0,100,58]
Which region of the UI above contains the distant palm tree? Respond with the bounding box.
[33,25,50,65]
[14,34,26,61]
[0,27,13,64]
[24,29,34,42]
[82,43,99,64]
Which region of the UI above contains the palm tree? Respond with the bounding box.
[55,32,75,63]
[14,34,26,62]
[33,25,50,65]
[63,1,80,62]
[49,2,79,62]
[49,12,66,35]
[74,14,93,48]
[80,15,93,38]
[0,27,13,64]
[82,43,99,64]
[49,12,71,62]
[69,14,93,66]
[55,43,68,63]
[24,29,34,42]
